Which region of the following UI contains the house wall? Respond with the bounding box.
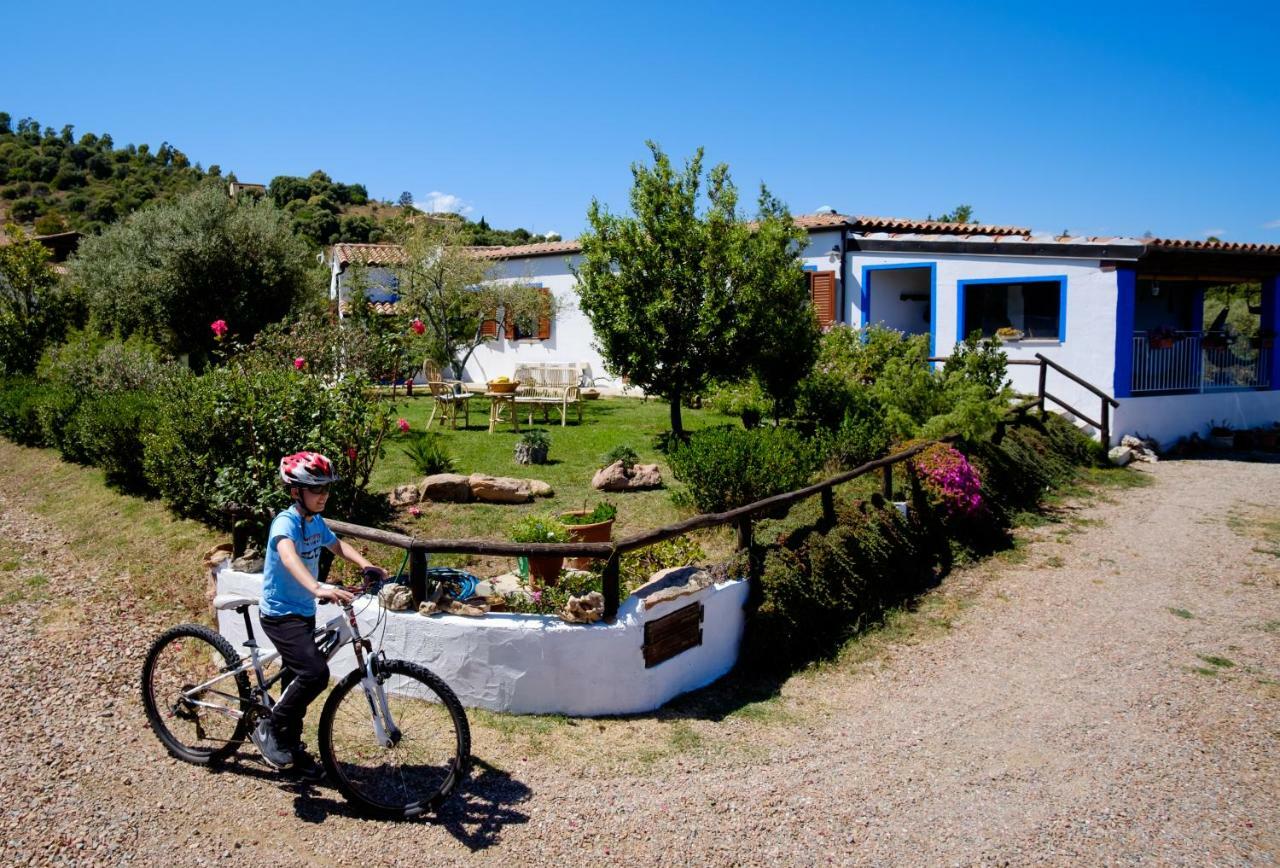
[1114,391,1280,447]
[468,254,623,389]
[848,250,1121,433]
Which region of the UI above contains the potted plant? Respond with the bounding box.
[995,326,1024,342]
[1147,325,1179,350]
[514,429,550,465]
[1201,331,1229,350]
[1251,329,1276,350]
[511,514,569,588]
[1255,425,1279,451]
[561,501,617,569]
[1208,420,1234,450]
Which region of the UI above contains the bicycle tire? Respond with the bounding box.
[318,658,470,819]
[140,623,250,765]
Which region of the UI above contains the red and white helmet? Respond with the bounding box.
[279,451,340,488]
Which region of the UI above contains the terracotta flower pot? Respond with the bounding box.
[526,554,563,588]
[561,512,614,570]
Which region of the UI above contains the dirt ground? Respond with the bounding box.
[0,451,1276,865]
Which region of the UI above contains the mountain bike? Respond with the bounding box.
[139,571,470,819]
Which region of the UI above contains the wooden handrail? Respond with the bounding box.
[1034,353,1119,407]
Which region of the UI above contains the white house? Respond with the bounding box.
[330,213,1280,446]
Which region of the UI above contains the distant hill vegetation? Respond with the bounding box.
[0,112,546,248]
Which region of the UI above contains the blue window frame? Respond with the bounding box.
[860,262,937,357]
[957,275,1067,343]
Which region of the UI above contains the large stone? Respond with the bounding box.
[419,473,473,503]
[631,565,713,612]
[469,473,533,503]
[389,484,419,506]
[560,591,605,623]
[1107,446,1133,467]
[591,460,664,492]
[526,479,554,498]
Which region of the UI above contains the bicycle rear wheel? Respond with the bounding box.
[140,624,250,764]
[318,658,470,819]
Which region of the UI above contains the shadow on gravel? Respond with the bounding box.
[213,754,530,849]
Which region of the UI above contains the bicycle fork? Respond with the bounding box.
[360,654,402,748]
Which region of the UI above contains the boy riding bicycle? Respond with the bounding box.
[251,451,386,779]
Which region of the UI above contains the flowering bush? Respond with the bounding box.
[910,444,983,516]
[210,319,228,339]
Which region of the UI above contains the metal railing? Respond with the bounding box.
[1131,332,1272,394]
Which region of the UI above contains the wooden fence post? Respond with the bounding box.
[882,464,893,500]
[735,516,752,552]
[821,487,835,524]
[602,552,621,622]
[1038,360,1047,414]
[1101,400,1111,447]
[408,548,428,607]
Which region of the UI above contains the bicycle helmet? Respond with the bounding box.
[279,451,340,489]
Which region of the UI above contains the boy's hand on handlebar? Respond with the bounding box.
[316,584,355,604]
[361,565,389,584]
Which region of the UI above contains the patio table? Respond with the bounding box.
[485,392,520,434]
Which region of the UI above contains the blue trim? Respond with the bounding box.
[860,262,937,355]
[801,264,818,272]
[955,274,1069,343]
[1113,268,1136,398]
[1262,275,1280,391]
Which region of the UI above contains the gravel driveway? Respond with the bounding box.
[1,456,1277,865]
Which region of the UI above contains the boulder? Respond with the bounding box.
[1107,446,1133,467]
[469,473,533,503]
[418,473,473,503]
[389,484,419,506]
[526,479,554,498]
[379,583,414,611]
[631,565,713,612]
[560,591,605,624]
[591,460,664,492]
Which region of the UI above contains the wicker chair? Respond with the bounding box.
[427,380,471,429]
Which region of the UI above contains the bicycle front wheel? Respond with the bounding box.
[140,624,250,764]
[319,658,470,819]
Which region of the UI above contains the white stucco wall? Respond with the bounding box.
[215,567,750,717]
[1113,391,1280,447]
[466,254,624,390]
[848,251,1121,434]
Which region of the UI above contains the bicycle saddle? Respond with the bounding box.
[212,593,258,611]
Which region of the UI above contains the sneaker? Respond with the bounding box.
[287,747,326,783]
[250,718,295,770]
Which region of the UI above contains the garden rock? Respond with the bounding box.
[560,591,605,623]
[526,479,554,498]
[389,484,420,506]
[1119,434,1159,463]
[631,565,713,612]
[418,473,473,503]
[231,545,264,574]
[469,474,533,503]
[1107,446,1133,467]
[379,583,414,611]
[591,460,663,492]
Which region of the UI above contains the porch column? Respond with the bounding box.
[1112,267,1136,398]
[1263,275,1280,390]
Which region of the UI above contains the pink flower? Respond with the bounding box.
[410,318,425,335]
[210,319,228,338]
[345,446,358,461]
[293,357,305,370]
[397,418,410,433]
[408,505,422,517]
[531,590,542,603]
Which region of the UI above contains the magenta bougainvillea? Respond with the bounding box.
[911,444,983,516]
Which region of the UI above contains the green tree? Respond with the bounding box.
[935,204,976,224]
[0,224,67,373]
[391,217,550,376]
[576,143,815,437]
[69,183,311,365]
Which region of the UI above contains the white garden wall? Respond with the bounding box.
[215,567,749,717]
[1113,391,1280,447]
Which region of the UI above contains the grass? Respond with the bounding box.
[1167,607,1195,619]
[1197,654,1236,669]
[371,396,739,552]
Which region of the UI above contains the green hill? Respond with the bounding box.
[0,112,546,248]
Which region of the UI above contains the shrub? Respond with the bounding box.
[602,444,639,471]
[562,501,617,525]
[669,425,820,512]
[510,514,569,544]
[909,444,983,516]
[39,330,183,395]
[704,377,769,421]
[143,367,392,530]
[815,393,890,470]
[34,384,82,459]
[0,375,47,445]
[63,389,161,492]
[400,431,454,476]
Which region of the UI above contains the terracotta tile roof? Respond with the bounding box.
[1144,237,1280,255]
[793,213,855,229]
[338,299,403,316]
[470,240,584,260]
[792,212,1031,236]
[331,243,413,267]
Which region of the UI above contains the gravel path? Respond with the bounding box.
[1,457,1277,865]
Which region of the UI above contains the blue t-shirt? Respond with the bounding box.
[260,505,337,617]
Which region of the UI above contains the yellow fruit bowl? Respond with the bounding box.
[487,380,519,394]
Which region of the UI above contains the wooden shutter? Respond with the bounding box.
[504,312,516,340]
[536,288,552,340]
[809,271,836,327]
[480,312,498,338]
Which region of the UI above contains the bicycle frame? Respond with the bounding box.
[180,595,400,748]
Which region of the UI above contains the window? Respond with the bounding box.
[959,277,1064,341]
[501,288,553,341]
[807,271,837,327]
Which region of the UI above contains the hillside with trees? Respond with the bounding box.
[0,112,548,248]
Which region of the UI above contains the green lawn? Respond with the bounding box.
[370,395,740,552]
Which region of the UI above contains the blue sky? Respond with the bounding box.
[7,1,1279,242]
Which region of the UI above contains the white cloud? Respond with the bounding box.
[1263,218,1280,230]
[422,191,473,215]
[1202,227,1227,238]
